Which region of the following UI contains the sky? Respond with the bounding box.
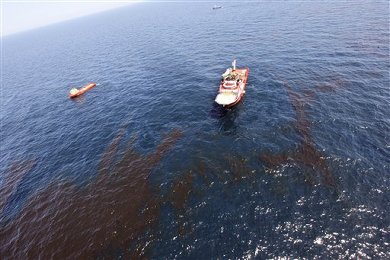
[1,1,140,36]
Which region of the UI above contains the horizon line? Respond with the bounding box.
[1,2,143,37]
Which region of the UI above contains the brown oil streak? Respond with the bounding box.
[0,128,182,259]
[168,171,194,236]
[260,81,337,188]
[315,84,335,92]
[166,153,255,236]
[314,76,346,93]
[195,159,210,185]
[302,89,316,100]
[97,126,127,177]
[225,154,253,181]
[260,152,289,168]
[285,83,313,142]
[0,160,36,213]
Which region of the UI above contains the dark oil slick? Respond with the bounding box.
[1,1,389,258]
[260,81,340,188]
[0,129,182,258]
[0,160,36,216]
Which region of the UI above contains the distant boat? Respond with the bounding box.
[215,60,249,108]
[212,5,222,10]
[69,83,96,98]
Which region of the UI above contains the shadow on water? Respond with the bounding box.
[209,102,229,119]
[210,102,241,135]
[69,93,86,104]
[0,127,182,258]
[218,112,239,135]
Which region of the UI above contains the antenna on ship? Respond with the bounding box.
[232,59,236,70]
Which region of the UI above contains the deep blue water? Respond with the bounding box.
[1,1,389,258]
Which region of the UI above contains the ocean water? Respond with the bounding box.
[1,1,389,258]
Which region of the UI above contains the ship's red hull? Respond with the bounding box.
[215,68,249,108]
[69,83,96,98]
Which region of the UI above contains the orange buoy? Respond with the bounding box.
[69,83,96,98]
